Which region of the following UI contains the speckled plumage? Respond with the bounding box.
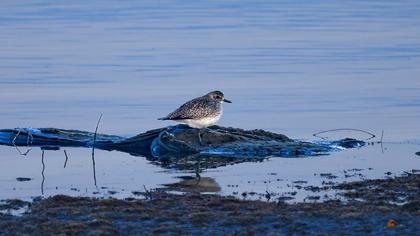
[159,91,231,129]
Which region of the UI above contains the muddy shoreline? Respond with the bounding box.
[1,174,419,235]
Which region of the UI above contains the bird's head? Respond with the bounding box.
[207,91,232,103]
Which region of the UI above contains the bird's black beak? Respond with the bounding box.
[223,99,232,103]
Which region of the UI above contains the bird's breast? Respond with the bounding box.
[181,113,222,129]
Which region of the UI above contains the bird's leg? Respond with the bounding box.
[198,128,204,145]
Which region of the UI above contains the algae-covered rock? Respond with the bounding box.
[0,125,364,170]
[149,125,330,160]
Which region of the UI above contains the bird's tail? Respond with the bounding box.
[158,117,168,120]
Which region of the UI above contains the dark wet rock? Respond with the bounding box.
[319,173,338,179]
[140,125,327,160]
[294,185,303,189]
[402,200,420,212]
[330,138,365,148]
[16,177,32,182]
[107,190,117,195]
[343,169,366,178]
[131,191,142,196]
[304,185,330,192]
[322,181,336,186]
[40,146,61,151]
[0,127,124,148]
[0,125,365,171]
[0,175,419,235]
[277,196,295,202]
[305,195,321,201]
[334,174,420,209]
[0,199,29,211]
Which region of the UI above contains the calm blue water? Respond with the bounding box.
[0,0,419,201]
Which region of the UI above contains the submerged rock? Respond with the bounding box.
[0,125,364,170]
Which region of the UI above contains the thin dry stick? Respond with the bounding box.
[41,150,45,195]
[12,128,33,156]
[313,128,376,141]
[91,114,103,187]
[63,150,69,168]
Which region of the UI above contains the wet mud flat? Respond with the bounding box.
[1,174,419,235]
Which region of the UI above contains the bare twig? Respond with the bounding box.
[143,185,152,200]
[12,128,33,156]
[265,190,271,202]
[313,128,376,141]
[91,114,103,187]
[63,150,69,168]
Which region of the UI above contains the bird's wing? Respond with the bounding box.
[164,98,214,120]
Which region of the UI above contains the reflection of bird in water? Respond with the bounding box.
[158,91,232,144]
[163,176,221,193]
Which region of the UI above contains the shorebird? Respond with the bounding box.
[158,91,232,144]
